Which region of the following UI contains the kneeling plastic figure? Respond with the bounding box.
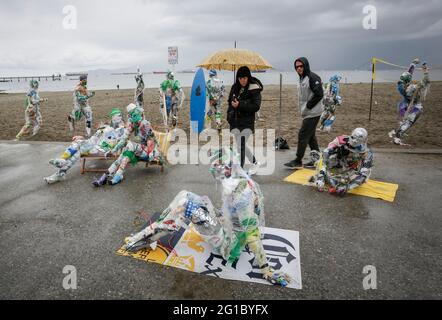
[123,148,292,287]
[310,128,373,195]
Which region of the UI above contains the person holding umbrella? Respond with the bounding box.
[227,66,262,175]
[284,57,323,169]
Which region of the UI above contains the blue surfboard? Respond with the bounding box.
[190,68,206,133]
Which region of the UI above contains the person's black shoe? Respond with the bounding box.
[303,161,316,168]
[284,159,303,169]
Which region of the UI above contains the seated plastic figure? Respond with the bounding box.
[310,128,373,195]
[122,148,292,287]
[91,103,164,186]
[44,108,125,184]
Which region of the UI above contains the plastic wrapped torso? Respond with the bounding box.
[128,119,154,146]
[79,125,126,154]
[73,84,90,108]
[325,136,369,179]
[207,77,225,101]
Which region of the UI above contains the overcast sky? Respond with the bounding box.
[1,0,441,76]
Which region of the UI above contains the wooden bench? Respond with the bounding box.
[80,130,171,174]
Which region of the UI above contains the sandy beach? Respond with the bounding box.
[1,82,441,148]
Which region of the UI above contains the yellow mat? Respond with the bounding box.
[283,169,398,202]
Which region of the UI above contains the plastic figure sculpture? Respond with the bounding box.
[134,72,145,108]
[389,63,430,146]
[159,71,185,129]
[68,74,95,136]
[319,75,342,132]
[205,69,225,133]
[396,58,420,122]
[91,103,164,186]
[15,80,47,140]
[122,148,292,287]
[310,128,373,195]
[44,108,125,184]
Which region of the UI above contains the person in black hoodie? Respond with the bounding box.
[227,66,263,173]
[284,57,324,169]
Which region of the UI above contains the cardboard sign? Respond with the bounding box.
[117,225,302,289]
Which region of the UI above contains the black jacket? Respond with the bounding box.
[227,77,263,132]
[295,57,323,111]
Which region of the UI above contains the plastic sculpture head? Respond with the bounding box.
[330,75,342,83]
[209,148,242,181]
[348,128,368,153]
[29,80,39,89]
[109,108,123,128]
[126,103,143,124]
[167,71,174,80]
[79,74,88,86]
[400,72,412,84]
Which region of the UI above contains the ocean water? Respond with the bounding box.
[1,69,441,93]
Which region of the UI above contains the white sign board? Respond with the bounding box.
[164,226,302,289]
[168,46,178,65]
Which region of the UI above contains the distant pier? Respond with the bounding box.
[0,74,62,82]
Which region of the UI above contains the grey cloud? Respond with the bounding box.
[0,0,441,75]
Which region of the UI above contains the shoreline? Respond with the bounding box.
[1,82,441,149]
[1,81,442,95]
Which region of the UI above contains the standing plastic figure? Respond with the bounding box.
[310,128,373,195]
[319,75,342,132]
[134,72,144,108]
[92,103,164,186]
[15,80,46,140]
[44,108,125,184]
[389,63,430,146]
[122,148,292,287]
[396,58,420,122]
[205,69,225,133]
[68,74,95,136]
[159,71,185,129]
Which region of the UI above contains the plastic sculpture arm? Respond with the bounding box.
[420,66,430,93]
[406,67,430,118]
[345,150,373,192]
[75,90,94,102]
[111,127,131,154]
[408,58,420,75]
[28,91,42,105]
[178,89,185,109]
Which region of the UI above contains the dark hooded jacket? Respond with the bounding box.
[294,57,323,119]
[227,67,263,132]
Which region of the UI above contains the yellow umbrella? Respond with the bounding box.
[197,48,272,71]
